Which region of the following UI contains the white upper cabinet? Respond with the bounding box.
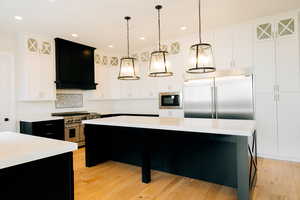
[275,15,300,92]
[212,23,253,71]
[232,23,254,69]
[254,12,299,93]
[17,34,56,101]
[213,28,234,70]
[254,32,276,93]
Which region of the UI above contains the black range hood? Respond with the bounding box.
[55,38,98,90]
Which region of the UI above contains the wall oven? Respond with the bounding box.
[159,92,182,109]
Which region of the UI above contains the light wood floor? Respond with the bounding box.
[73,148,300,200]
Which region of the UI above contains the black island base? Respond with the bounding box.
[85,124,257,200]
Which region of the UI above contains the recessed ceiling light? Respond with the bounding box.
[48,0,56,2]
[71,33,78,38]
[180,26,187,30]
[14,16,23,21]
[108,45,114,48]
[139,37,146,40]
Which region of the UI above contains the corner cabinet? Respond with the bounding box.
[16,34,56,101]
[254,11,300,161]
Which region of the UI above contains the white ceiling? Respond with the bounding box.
[1,0,300,54]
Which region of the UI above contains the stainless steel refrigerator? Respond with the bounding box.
[183,75,254,120]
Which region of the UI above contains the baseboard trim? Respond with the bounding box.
[258,153,300,163]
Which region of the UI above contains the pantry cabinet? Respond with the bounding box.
[16,34,56,101]
[254,11,300,160]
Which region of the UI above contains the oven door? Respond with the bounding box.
[65,124,80,143]
[159,92,182,109]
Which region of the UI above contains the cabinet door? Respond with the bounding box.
[277,92,300,159]
[254,37,276,93]
[255,92,278,156]
[108,66,120,99]
[39,39,55,100]
[275,16,300,92]
[233,23,253,69]
[25,53,41,99]
[214,28,233,70]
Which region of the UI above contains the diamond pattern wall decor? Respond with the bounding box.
[41,41,51,55]
[278,18,295,37]
[27,38,38,52]
[111,57,119,66]
[95,54,101,64]
[140,52,150,62]
[170,42,180,54]
[102,56,108,65]
[257,23,272,40]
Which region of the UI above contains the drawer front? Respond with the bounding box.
[32,120,64,140]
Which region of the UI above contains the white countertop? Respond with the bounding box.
[0,132,77,170]
[19,115,64,123]
[83,116,256,137]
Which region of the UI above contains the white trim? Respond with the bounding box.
[0,52,16,132]
[258,153,300,163]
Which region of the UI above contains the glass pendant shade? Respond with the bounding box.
[149,51,173,77]
[149,5,173,77]
[187,43,215,73]
[118,57,139,80]
[118,16,140,80]
[186,0,216,74]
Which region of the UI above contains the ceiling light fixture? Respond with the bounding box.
[180,26,187,30]
[186,0,215,74]
[139,37,146,40]
[14,16,23,21]
[118,16,140,80]
[108,45,114,48]
[71,33,78,38]
[149,5,173,77]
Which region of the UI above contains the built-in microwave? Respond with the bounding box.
[159,92,182,109]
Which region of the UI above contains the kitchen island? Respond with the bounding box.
[0,132,77,200]
[83,116,257,200]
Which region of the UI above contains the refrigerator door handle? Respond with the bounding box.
[215,86,218,119]
[211,86,215,118]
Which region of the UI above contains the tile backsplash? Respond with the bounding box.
[55,94,83,109]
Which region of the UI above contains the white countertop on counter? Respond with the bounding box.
[83,116,256,137]
[18,115,64,123]
[0,132,77,170]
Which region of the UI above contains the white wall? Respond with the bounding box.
[0,32,115,130]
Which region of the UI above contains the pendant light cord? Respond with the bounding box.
[199,0,202,43]
[156,5,162,51]
[126,17,130,57]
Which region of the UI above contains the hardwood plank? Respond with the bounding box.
[73,148,299,200]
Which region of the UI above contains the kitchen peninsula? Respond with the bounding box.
[83,116,257,200]
[0,132,77,200]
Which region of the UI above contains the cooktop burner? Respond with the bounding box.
[52,112,90,117]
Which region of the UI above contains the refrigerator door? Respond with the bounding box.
[183,78,215,118]
[215,75,254,119]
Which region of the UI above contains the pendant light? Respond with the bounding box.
[186,0,215,74]
[118,16,140,80]
[149,5,173,77]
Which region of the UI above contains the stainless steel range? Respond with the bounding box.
[52,112,101,147]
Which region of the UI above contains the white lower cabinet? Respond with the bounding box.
[255,92,278,156]
[277,92,300,159]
